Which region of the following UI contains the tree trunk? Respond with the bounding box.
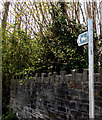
[2,2,10,40]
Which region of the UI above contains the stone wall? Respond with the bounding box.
[10,68,102,120]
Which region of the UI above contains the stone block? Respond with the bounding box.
[71,110,83,118]
[60,71,66,82]
[94,73,100,82]
[65,74,72,82]
[48,72,52,83]
[99,67,102,81]
[71,70,77,81]
[58,106,66,112]
[83,69,88,81]
[78,91,88,99]
[69,101,77,110]
[60,114,67,120]
[41,73,46,83]
[76,73,82,81]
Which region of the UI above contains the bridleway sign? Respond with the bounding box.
[77,31,88,46]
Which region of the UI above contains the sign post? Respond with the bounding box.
[88,18,94,119]
[77,18,94,119]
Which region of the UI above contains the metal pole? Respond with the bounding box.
[88,18,94,118]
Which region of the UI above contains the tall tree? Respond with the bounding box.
[2,2,10,40]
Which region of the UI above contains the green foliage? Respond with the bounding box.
[2,108,18,120]
[3,30,43,76]
[35,4,88,73]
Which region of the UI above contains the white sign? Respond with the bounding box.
[77,32,88,46]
